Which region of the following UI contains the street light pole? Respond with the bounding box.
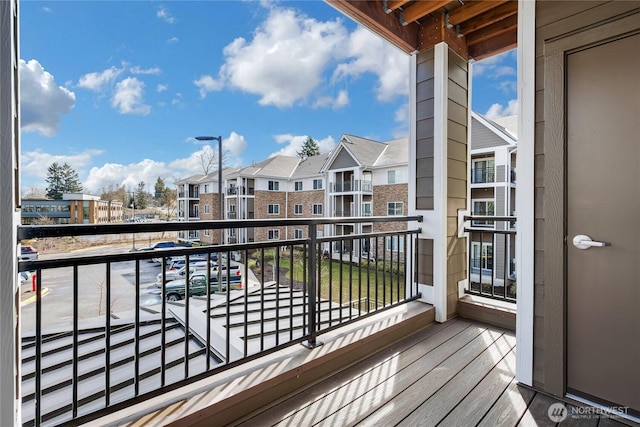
[129,190,136,251]
[196,136,224,287]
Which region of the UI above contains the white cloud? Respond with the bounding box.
[214,8,348,108]
[171,92,183,106]
[485,99,518,119]
[77,66,124,91]
[42,6,52,13]
[313,90,349,109]
[21,148,103,182]
[166,37,179,44]
[130,66,161,75]
[194,75,223,99]
[157,84,168,92]
[111,77,151,115]
[84,159,176,193]
[472,50,515,77]
[332,26,409,101]
[223,132,248,157]
[157,6,175,24]
[269,134,336,157]
[392,104,409,138]
[19,59,76,137]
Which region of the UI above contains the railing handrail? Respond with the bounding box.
[17,215,423,240]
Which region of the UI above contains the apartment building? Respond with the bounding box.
[469,112,517,288]
[180,125,515,269]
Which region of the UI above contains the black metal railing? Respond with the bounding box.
[464,215,516,303]
[471,167,495,184]
[17,216,421,426]
[330,180,372,193]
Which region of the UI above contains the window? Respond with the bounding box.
[228,204,235,213]
[204,184,209,193]
[268,229,280,240]
[471,242,493,271]
[472,200,495,226]
[294,229,303,239]
[204,204,210,214]
[387,202,403,216]
[268,180,280,191]
[472,158,495,184]
[294,181,303,191]
[313,179,323,190]
[386,236,405,252]
[204,229,210,237]
[267,204,280,215]
[228,228,236,237]
[388,170,403,184]
[313,204,323,215]
[294,204,303,215]
[362,202,372,216]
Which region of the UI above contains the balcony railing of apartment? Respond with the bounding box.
[464,215,516,303]
[333,210,353,217]
[470,167,495,184]
[178,192,185,198]
[17,215,421,426]
[330,180,373,193]
[226,187,237,195]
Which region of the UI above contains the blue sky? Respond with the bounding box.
[19,1,517,195]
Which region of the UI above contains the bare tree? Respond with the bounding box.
[197,145,231,175]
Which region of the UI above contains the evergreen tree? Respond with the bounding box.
[45,162,83,199]
[297,137,320,158]
[154,177,166,200]
[135,181,148,209]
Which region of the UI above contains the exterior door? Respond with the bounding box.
[567,32,640,413]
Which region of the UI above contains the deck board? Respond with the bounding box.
[225,318,640,427]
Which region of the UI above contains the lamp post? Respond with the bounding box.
[129,190,136,251]
[195,136,224,287]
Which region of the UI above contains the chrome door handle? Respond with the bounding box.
[572,234,611,250]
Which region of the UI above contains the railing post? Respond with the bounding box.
[302,223,323,349]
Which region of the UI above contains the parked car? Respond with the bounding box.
[150,269,243,301]
[151,252,218,264]
[138,241,192,251]
[20,245,38,261]
[156,262,241,284]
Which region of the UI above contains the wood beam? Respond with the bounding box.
[384,0,411,13]
[447,0,509,26]
[468,27,517,60]
[326,0,419,53]
[402,0,451,25]
[465,13,517,46]
[418,11,469,59]
[457,1,518,35]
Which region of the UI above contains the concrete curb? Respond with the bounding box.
[21,288,50,307]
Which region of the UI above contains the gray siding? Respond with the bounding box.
[415,49,435,210]
[496,165,506,183]
[471,117,510,150]
[533,0,640,394]
[446,49,468,319]
[329,148,357,170]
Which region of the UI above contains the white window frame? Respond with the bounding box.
[267,204,280,215]
[471,158,495,184]
[387,170,403,184]
[204,229,211,237]
[268,229,280,240]
[268,180,280,191]
[313,204,323,215]
[294,204,303,215]
[313,179,323,190]
[385,236,405,253]
[471,241,493,271]
[387,201,403,216]
[294,181,303,191]
[294,229,303,239]
[472,199,495,226]
[204,204,210,214]
[362,202,372,217]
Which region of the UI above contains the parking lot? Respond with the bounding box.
[20,244,259,333]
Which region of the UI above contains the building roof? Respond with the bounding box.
[290,153,330,179]
[339,134,388,166]
[374,137,408,167]
[228,155,300,179]
[490,115,518,139]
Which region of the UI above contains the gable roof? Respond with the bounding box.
[228,155,300,179]
[470,111,517,150]
[291,153,330,179]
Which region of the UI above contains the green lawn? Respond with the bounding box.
[271,255,407,308]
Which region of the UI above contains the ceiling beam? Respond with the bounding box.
[447,0,509,26]
[468,27,517,60]
[457,1,518,35]
[419,11,468,59]
[384,0,411,13]
[401,0,451,25]
[465,13,517,46]
[326,0,419,53]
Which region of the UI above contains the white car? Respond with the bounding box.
[155,262,240,284]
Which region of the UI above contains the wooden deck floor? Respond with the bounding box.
[235,318,635,427]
